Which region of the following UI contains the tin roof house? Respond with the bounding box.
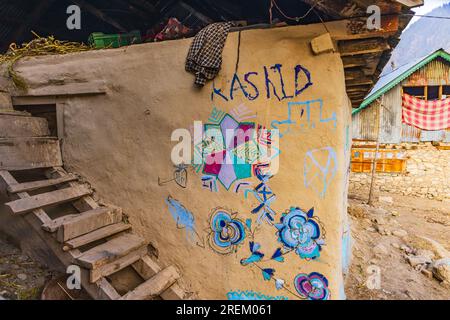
[352,49,450,143]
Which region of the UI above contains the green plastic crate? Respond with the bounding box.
[88,30,141,49]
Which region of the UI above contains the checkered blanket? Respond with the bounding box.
[185,22,233,87]
[402,93,450,131]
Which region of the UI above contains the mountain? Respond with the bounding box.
[382,3,450,75]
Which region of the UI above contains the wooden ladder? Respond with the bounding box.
[0,109,189,300]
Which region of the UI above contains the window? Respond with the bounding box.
[427,86,440,100]
[403,85,450,100]
[403,86,425,99]
[443,85,450,99]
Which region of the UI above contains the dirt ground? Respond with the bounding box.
[0,236,57,300]
[345,191,450,300]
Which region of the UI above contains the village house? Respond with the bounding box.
[351,49,450,200]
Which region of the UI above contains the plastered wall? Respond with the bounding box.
[12,23,352,300]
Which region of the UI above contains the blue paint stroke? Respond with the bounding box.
[165,197,196,243]
[271,99,337,138]
[304,147,337,198]
[227,290,289,300]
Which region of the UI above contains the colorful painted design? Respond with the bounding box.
[208,209,246,254]
[250,164,277,224]
[304,147,337,198]
[294,272,330,300]
[198,106,278,191]
[227,290,289,300]
[275,207,324,260]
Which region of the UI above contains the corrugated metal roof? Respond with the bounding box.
[353,49,450,115]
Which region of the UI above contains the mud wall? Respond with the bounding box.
[11,23,352,300]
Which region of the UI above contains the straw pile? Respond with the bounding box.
[0,32,92,90]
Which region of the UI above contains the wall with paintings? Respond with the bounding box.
[12,22,352,299]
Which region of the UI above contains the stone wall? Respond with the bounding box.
[349,143,450,200]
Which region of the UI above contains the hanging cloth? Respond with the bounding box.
[185,22,233,87]
[402,93,450,130]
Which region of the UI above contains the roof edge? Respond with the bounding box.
[352,49,450,115]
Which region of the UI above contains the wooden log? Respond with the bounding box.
[56,207,123,242]
[5,185,91,214]
[75,233,146,269]
[89,246,147,283]
[339,38,390,56]
[120,265,180,300]
[7,174,78,193]
[63,223,131,251]
[0,137,62,171]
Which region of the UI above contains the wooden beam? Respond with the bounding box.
[13,81,107,98]
[0,137,63,171]
[301,0,364,18]
[346,77,374,87]
[89,246,147,283]
[5,185,91,214]
[63,223,131,251]
[71,0,127,32]
[395,0,423,8]
[7,174,78,193]
[345,68,365,80]
[339,38,390,56]
[56,207,123,242]
[132,255,186,300]
[75,233,146,269]
[120,266,180,300]
[0,115,49,138]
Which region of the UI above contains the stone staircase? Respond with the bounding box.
[0,101,188,300]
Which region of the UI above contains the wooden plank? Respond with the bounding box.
[44,167,100,212]
[89,246,147,283]
[63,223,131,251]
[42,214,81,233]
[20,81,107,97]
[0,115,49,138]
[7,174,78,193]
[120,265,180,300]
[339,38,390,56]
[56,207,123,242]
[132,256,185,300]
[0,109,30,116]
[0,137,62,171]
[5,185,91,214]
[0,170,52,225]
[75,233,146,269]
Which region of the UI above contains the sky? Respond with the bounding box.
[407,0,450,28]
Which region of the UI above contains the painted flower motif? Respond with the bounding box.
[294,272,330,300]
[275,207,324,260]
[208,209,246,254]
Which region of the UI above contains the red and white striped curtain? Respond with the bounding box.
[402,93,450,131]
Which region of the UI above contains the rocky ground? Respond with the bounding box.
[0,237,56,300]
[345,192,450,300]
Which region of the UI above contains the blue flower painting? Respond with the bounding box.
[275,207,324,260]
